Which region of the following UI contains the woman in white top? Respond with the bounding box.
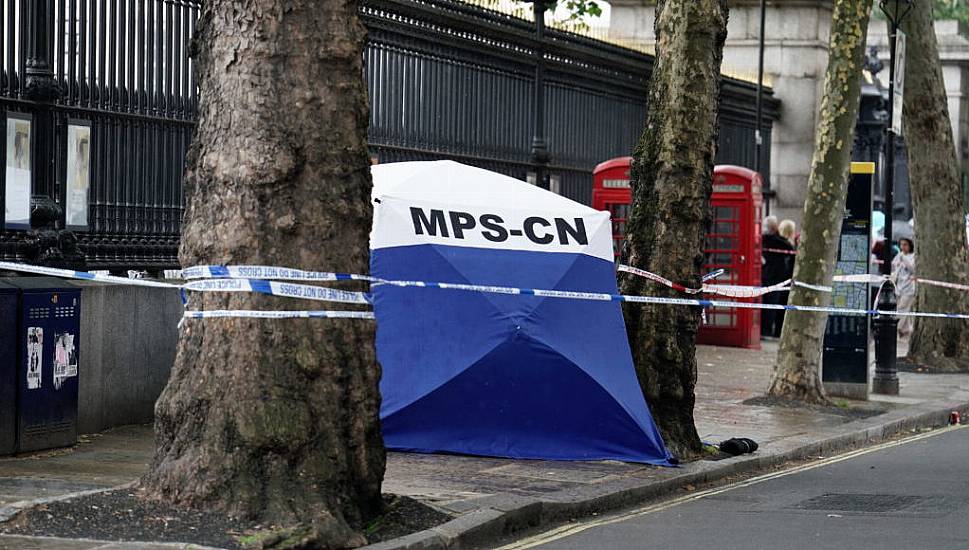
[892,238,917,338]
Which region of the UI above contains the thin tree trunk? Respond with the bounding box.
[619,0,728,460]
[140,0,384,546]
[769,0,872,404]
[901,2,969,372]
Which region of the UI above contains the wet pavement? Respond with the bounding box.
[381,341,969,514]
[4,342,969,549]
[0,425,150,509]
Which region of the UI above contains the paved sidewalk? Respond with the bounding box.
[0,425,150,509]
[380,341,969,519]
[3,342,969,549]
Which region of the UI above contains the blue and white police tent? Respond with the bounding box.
[370,160,672,465]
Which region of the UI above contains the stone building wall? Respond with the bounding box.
[609,0,834,225]
[608,1,969,226]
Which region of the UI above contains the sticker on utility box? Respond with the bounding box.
[53,332,78,390]
[26,327,43,389]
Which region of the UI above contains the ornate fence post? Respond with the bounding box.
[23,0,85,269]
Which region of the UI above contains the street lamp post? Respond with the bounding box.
[755,0,768,214]
[872,0,913,395]
[530,0,551,190]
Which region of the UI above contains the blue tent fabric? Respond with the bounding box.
[370,161,673,465]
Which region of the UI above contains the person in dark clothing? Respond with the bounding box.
[761,217,795,338]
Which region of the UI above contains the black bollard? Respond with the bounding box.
[872,281,899,395]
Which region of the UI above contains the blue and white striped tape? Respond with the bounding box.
[180,264,969,320]
[0,261,372,318]
[370,277,969,320]
[0,261,179,288]
[183,310,376,320]
[182,265,375,283]
[701,268,726,282]
[2,260,968,320]
[182,278,370,305]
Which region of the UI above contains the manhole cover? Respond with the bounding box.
[793,493,923,513]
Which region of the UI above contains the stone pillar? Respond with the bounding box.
[868,19,969,190]
[608,0,834,226]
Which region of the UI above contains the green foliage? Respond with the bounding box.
[365,518,382,535]
[558,0,602,20]
[934,0,969,25]
[701,443,721,455]
[874,0,969,25]
[506,0,603,21]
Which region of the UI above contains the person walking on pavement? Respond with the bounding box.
[762,216,794,338]
[892,237,917,339]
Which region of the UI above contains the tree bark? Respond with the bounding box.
[769,0,872,404]
[619,0,728,460]
[901,2,969,372]
[140,0,384,547]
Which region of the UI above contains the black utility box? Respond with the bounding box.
[0,279,18,455]
[1,278,81,454]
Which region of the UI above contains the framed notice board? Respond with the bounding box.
[822,162,874,399]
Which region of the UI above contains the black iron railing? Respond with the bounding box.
[0,0,778,270]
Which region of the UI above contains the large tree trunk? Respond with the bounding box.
[619,0,727,460]
[140,0,384,547]
[901,1,969,372]
[769,0,872,404]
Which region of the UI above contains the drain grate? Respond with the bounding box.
[793,493,924,513]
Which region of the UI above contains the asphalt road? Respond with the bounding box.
[504,426,969,550]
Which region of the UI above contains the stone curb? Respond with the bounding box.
[3,399,966,549]
[0,481,137,523]
[362,398,969,550]
[0,533,223,549]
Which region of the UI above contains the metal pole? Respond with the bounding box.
[873,0,910,396]
[25,0,56,95]
[755,0,768,215]
[531,1,550,190]
[22,0,85,269]
[24,0,61,203]
[882,24,897,280]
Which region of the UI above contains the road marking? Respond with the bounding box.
[498,424,969,549]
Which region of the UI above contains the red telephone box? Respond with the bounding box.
[592,160,763,349]
[591,157,633,260]
[698,166,763,349]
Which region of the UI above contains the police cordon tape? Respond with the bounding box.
[763,247,888,265]
[183,278,370,305]
[183,310,376,320]
[182,265,375,283]
[181,267,969,320]
[914,277,969,292]
[701,268,726,282]
[762,247,798,255]
[188,263,822,299]
[0,261,373,305]
[3,260,969,320]
[0,261,375,320]
[617,264,802,298]
[619,264,864,296]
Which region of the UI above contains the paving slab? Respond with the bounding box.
[0,425,151,509]
[0,534,218,549]
[383,341,969,517]
[3,343,969,550]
